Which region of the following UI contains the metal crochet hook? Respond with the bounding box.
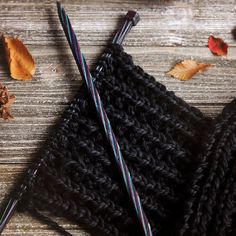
[0,5,139,235]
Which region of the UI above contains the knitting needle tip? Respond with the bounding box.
[126,11,140,26]
[0,198,18,234]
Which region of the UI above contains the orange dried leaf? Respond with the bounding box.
[3,36,36,81]
[166,60,213,81]
[0,83,16,120]
[208,35,228,56]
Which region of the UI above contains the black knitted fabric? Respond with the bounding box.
[179,100,236,236]
[18,44,222,236]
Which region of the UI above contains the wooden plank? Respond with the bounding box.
[0,0,235,47]
[0,0,236,235]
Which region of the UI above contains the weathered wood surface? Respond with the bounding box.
[0,0,236,235]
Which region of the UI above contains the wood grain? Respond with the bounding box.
[0,0,236,235]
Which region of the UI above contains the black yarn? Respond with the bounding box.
[14,44,236,236]
[180,101,236,236]
[28,206,73,236]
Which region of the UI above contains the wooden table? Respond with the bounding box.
[0,0,235,235]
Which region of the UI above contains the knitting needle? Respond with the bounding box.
[57,2,152,236]
[0,5,141,235]
[95,10,140,76]
[117,11,139,44]
[0,198,18,233]
[0,182,27,234]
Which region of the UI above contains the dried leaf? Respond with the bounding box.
[3,36,36,81]
[208,35,228,56]
[0,83,16,120]
[166,60,213,81]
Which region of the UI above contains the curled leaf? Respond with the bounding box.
[166,60,213,81]
[208,35,228,56]
[3,36,36,81]
[0,83,16,120]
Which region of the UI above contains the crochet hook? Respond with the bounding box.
[57,2,152,236]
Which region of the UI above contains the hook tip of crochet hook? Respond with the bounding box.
[126,11,140,26]
[0,198,18,234]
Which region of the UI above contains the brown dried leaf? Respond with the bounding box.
[3,36,36,81]
[0,83,16,120]
[166,60,213,81]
